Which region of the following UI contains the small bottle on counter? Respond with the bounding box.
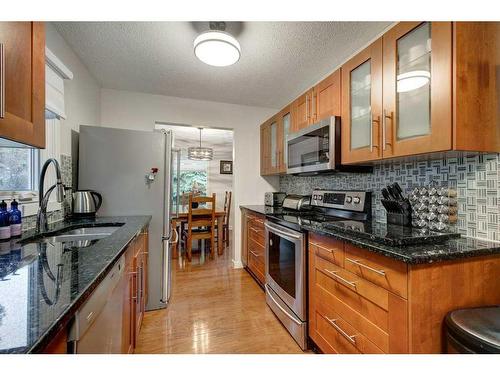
[9,199,22,238]
[0,200,11,241]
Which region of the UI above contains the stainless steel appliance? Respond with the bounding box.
[72,190,103,217]
[264,220,307,350]
[282,194,311,211]
[286,116,372,175]
[78,125,181,311]
[68,254,125,353]
[264,192,286,207]
[311,189,371,215]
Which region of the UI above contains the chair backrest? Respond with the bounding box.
[224,191,232,226]
[187,193,216,231]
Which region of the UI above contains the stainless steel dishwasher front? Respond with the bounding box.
[69,254,126,353]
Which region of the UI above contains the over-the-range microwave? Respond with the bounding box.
[286,116,372,175]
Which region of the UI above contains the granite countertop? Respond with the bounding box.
[0,215,151,354]
[241,205,500,265]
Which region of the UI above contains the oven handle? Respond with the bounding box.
[264,222,301,241]
[265,284,302,326]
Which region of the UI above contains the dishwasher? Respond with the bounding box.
[68,254,125,353]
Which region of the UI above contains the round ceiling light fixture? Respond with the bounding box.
[396,70,431,93]
[193,22,241,67]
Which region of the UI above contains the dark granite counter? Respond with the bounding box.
[241,205,500,265]
[0,215,151,354]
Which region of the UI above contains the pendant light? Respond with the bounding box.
[193,22,241,67]
[188,128,214,161]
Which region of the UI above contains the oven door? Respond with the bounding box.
[287,117,336,175]
[264,221,306,320]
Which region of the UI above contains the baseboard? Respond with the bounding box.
[232,259,244,269]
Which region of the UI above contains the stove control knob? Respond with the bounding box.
[345,196,352,203]
[313,195,317,200]
[353,196,361,204]
[318,195,323,201]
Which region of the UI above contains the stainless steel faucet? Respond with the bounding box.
[36,158,65,232]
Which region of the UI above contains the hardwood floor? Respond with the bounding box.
[135,240,303,354]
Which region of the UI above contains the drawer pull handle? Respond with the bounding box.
[323,269,357,288]
[346,257,386,276]
[326,317,357,345]
[250,227,262,233]
[249,250,261,257]
[311,242,333,254]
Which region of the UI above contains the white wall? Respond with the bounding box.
[207,150,234,229]
[45,23,101,156]
[100,88,279,267]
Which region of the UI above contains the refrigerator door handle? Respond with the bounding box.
[161,130,173,304]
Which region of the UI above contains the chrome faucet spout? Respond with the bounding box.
[37,158,65,233]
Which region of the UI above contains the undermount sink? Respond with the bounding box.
[22,225,122,246]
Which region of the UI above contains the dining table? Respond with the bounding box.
[170,208,226,259]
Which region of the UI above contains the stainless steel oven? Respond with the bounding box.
[264,220,307,350]
[287,116,339,175]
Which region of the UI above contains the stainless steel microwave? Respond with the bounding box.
[286,116,340,175]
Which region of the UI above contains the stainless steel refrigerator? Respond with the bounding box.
[78,125,180,310]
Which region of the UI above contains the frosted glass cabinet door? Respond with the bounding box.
[283,112,290,167]
[396,22,431,140]
[341,38,383,164]
[270,121,277,169]
[382,22,452,158]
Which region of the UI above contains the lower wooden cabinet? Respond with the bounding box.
[308,232,500,354]
[241,209,266,287]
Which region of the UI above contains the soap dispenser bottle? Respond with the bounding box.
[9,199,22,237]
[0,200,10,241]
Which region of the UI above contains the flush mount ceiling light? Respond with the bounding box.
[397,70,431,93]
[193,22,241,67]
[188,128,214,161]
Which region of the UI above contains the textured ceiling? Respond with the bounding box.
[53,21,392,109]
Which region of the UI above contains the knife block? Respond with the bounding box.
[381,199,413,227]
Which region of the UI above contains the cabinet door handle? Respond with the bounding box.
[345,257,386,276]
[249,250,261,257]
[0,43,5,119]
[371,115,380,152]
[305,94,309,120]
[383,110,393,150]
[310,242,334,254]
[325,316,357,345]
[323,269,357,288]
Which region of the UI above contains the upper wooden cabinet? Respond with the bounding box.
[291,89,313,132]
[313,69,342,122]
[291,70,342,134]
[277,105,291,173]
[382,22,452,159]
[342,21,500,165]
[0,22,45,148]
[341,39,383,164]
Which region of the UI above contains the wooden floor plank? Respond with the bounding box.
[135,241,303,354]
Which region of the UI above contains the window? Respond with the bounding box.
[0,147,39,192]
[173,170,208,210]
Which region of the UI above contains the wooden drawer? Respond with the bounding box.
[309,233,344,267]
[315,256,388,311]
[312,256,408,353]
[248,247,265,285]
[248,219,265,247]
[248,237,264,257]
[344,244,408,298]
[314,299,384,354]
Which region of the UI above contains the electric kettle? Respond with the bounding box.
[72,190,103,217]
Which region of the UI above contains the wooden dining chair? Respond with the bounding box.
[223,191,232,248]
[181,193,216,262]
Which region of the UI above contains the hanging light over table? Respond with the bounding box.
[188,128,214,161]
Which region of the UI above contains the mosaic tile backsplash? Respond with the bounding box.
[280,153,500,241]
[22,154,73,231]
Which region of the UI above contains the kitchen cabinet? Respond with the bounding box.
[382,22,452,158]
[341,22,499,165]
[341,39,383,164]
[241,208,266,287]
[291,89,313,132]
[260,120,271,175]
[313,69,342,122]
[308,232,500,354]
[0,22,45,148]
[276,105,291,173]
[260,115,281,176]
